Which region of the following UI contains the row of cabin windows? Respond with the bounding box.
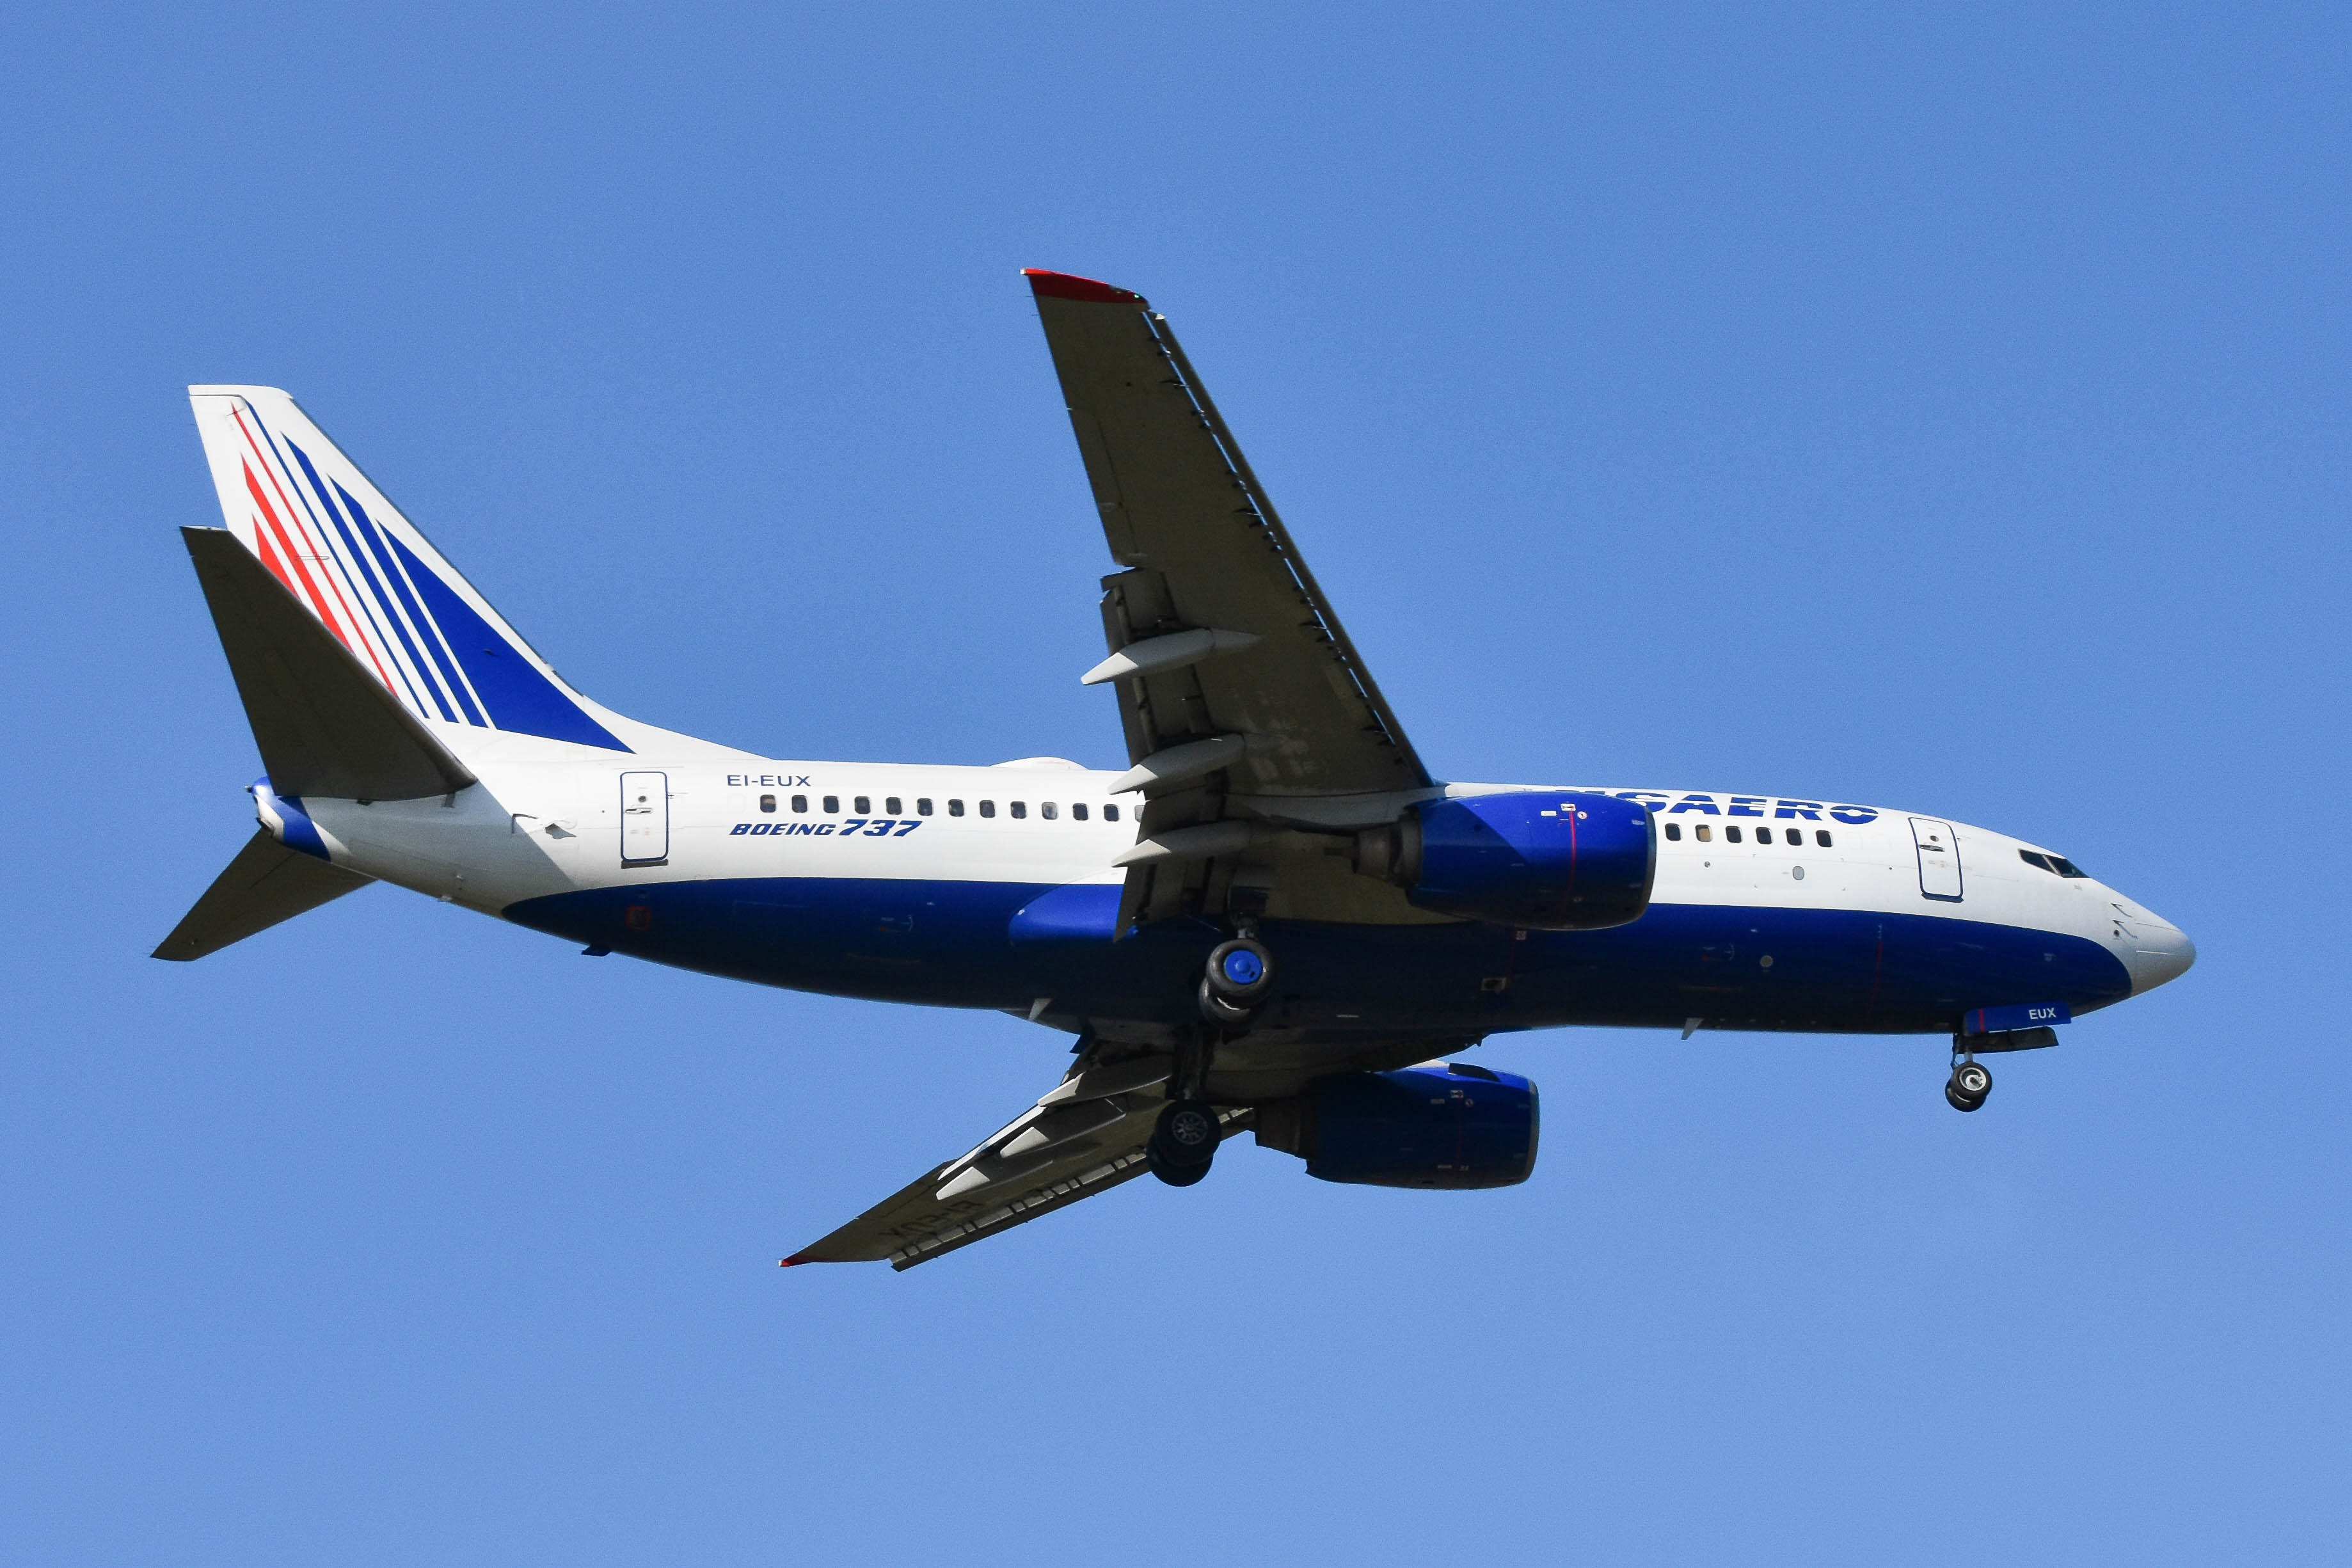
[756,793,1120,822]
[1664,822,1831,847]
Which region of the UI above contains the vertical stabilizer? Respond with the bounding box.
[186,387,631,754]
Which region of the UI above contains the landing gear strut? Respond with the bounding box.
[1158,930,1274,1184]
[1946,1055,1993,1113]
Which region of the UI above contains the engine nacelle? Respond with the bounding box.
[1357,791,1656,930]
[1254,1063,1539,1189]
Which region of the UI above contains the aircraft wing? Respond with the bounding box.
[1026,270,1436,933]
[782,1054,1251,1271]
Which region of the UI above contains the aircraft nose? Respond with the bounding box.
[2127,919,2197,994]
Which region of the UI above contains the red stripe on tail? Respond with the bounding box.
[231,409,399,693]
[242,457,352,649]
[253,525,296,594]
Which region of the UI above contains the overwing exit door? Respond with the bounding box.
[621,772,669,865]
[1911,816,1962,901]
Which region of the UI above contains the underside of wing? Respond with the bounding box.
[783,1054,1250,1270]
[781,1033,1482,1270]
[1026,271,1440,934]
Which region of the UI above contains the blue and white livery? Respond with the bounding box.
[159,271,2195,1269]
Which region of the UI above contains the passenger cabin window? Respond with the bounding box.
[1726,826,1742,844]
[1041,802,1058,820]
[1664,822,1682,841]
[759,794,775,813]
[823,796,839,814]
[1104,804,1120,822]
[791,795,808,813]
[1756,827,1772,844]
[885,796,902,815]
[979,801,996,818]
[854,796,870,814]
[1072,803,1088,821]
[1010,802,1028,820]
[917,798,934,816]
[1815,830,1832,848]
[948,800,964,817]
[1696,824,1712,842]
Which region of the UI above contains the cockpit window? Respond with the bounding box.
[2019,849,2090,878]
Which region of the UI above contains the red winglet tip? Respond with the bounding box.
[778,1256,801,1268]
[1021,269,1146,305]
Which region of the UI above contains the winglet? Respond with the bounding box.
[1022,269,1147,306]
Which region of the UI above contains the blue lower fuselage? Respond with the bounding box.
[504,876,2133,1038]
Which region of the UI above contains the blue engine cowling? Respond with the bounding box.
[1291,1063,1539,1189]
[1362,790,1656,930]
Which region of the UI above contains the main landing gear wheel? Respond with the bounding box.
[1147,1100,1220,1186]
[1198,937,1275,1027]
[1946,1059,1992,1113]
[1198,979,1254,1026]
[1204,938,1274,1003]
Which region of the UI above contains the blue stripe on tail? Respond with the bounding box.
[333,481,482,725]
[380,530,630,752]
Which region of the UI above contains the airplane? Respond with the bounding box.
[156,268,2196,1269]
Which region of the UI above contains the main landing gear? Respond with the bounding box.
[1150,933,1277,1186]
[1945,1055,1993,1113]
[1147,1100,1220,1185]
[1197,935,1274,1026]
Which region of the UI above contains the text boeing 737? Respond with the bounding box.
[157,269,2195,1269]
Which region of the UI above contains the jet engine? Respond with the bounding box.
[1356,791,1656,930]
[1253,1063,1539,1189]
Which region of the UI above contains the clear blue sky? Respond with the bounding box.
[4,5,2344,1563]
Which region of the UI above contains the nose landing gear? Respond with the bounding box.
[1946,1056,1993,1113]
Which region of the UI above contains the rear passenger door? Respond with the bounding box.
[621,772,669,866]
[1910,816,1962,901]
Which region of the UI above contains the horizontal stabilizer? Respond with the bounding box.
[153,829,374,961]
[184,527,475,801]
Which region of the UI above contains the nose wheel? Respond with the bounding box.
[1946,1057,1992,1113]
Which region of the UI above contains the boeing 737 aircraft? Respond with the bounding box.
[158,269,2194,1269]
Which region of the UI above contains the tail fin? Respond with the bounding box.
[153,829,374,962]
[186,387,630,754]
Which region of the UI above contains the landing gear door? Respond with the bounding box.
[621,771,669,866]
[1911,816,1962,901]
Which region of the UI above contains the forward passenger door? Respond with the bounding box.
[1910,816,1962,901]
